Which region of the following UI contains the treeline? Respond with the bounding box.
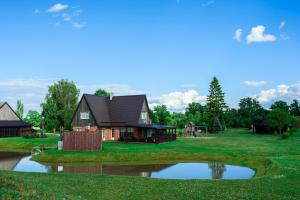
[152,98,300,135]
[15,78,300,135]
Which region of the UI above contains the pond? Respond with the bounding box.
[0,153,255,180]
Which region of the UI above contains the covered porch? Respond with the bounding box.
[120,125,177,143]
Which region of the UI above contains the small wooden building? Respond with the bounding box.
[0,102,32,137]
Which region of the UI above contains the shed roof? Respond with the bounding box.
[0,121,31,128]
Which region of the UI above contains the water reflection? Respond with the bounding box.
[0,153,255,180]
[209,163,226,179]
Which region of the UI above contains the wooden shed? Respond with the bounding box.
[0,102,32,137]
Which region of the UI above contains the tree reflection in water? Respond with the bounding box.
[208,163,226,179]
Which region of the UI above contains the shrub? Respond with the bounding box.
[281,132,290,139]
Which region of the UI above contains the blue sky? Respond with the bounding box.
[0,0,299,113]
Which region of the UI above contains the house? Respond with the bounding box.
[0,102,32,137]
[71,94,176,143]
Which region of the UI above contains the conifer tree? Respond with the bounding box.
[205,77,227,132]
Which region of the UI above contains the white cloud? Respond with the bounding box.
[48,3,69,12]
[244,80,268,88]
[202,0,215,7]
[279,21,285,30]
[234,28,242,42]
[246,25,276,44]
[254,82,300,104]
[149,90,206,111]
[71,21,86,29]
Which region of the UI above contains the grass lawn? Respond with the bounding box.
[0,134,59,153]
[1,129,300,199]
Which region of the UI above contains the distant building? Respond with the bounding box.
[0,102,31,137]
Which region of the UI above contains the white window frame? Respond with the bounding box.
[101,128,106,141]
[80,112,90,120]
[141,112,147,120]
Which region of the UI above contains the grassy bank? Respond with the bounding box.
[0,134,58,153]
[1,129,300,199]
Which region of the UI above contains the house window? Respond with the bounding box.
[141,112,148,120]
[101,128,106,140]
[141,112,148,124]
[80,112,89,120]
[111,128,115,139]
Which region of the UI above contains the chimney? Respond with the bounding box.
[110,93,114,100]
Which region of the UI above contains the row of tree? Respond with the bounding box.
[16,78,300,134]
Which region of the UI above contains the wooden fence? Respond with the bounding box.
[63,131,102,151]
[152,134,176,144]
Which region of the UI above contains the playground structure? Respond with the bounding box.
[183,122,208,137]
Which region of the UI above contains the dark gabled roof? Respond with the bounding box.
[82,94,147,126]
[109,95,146,125]
[0,121,31,128]
[83,94,111,126]
[0,102,5,109]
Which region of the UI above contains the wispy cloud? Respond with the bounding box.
[71,21,86,29]
[36,3,87,29]
[48,3,69,13]
[244,80,268,88]
[34,9,40,14]
[0,79,147,113]
[246,25,276,44]
[279,21,289,41]
[202,0,215,7]
[233,28,242,42]
[279,21,285,30]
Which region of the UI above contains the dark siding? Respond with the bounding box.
[72,97,97,127]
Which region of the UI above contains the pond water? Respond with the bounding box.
[0,153,255,180]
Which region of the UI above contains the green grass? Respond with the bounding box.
[1,129,300,199]
[0,134,59,153]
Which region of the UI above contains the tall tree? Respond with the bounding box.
[270,101,289,112]
[16,100,24,119]
[185,102,204,125]
[170,112,187,129]
[290,99,300,116]
[151,105,171,125]
[205,77,227,131]
[238,97,263,128]
[41,79,80,131]
[225,108,240,128]
[94,89,110,97]
[24,110,42,127]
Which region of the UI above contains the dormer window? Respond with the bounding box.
[80,112,90,120]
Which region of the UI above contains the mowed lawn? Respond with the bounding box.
[1,129,300,200]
